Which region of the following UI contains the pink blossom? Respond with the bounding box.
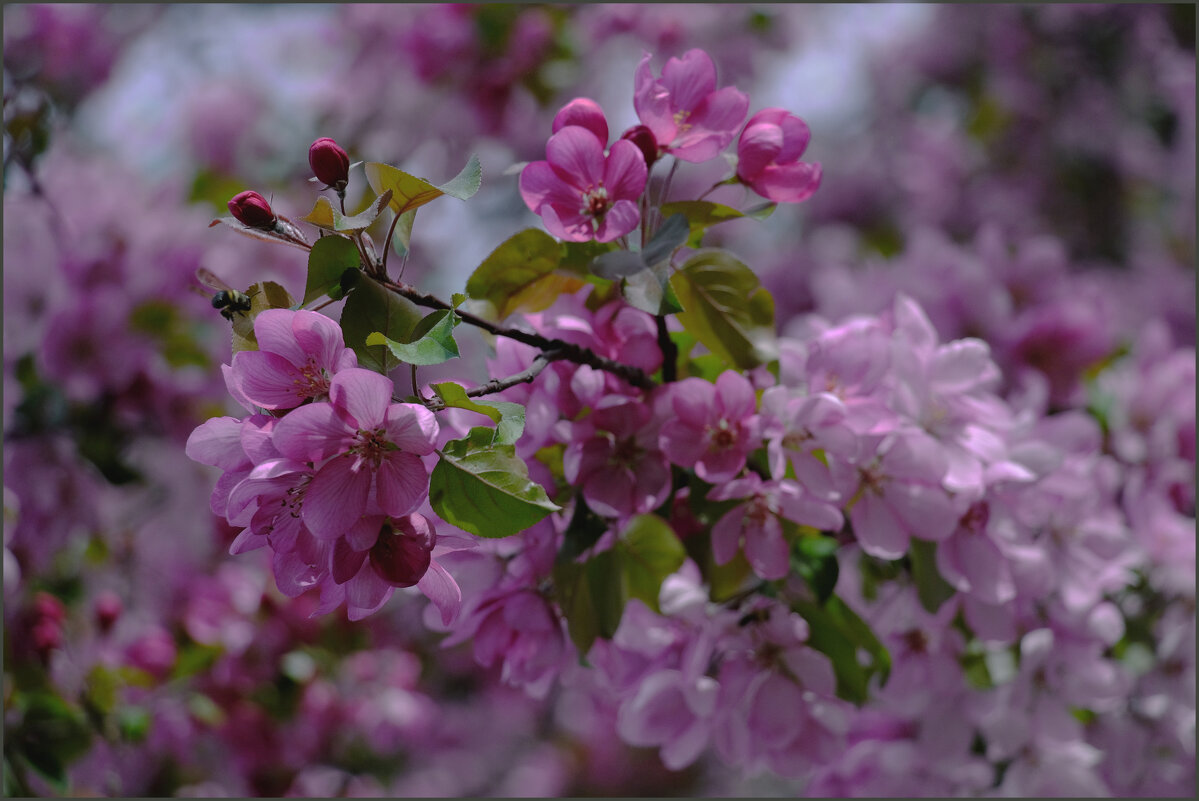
[736,108,822,203]
[271,368,438,539]
[708,474,843,580]
[660,372,759,483]
[229,309,357,410]
[634,49,749,162]
[563,396,671,519]
[551,97,608,145]
[616,668,719,770]
[519,125,647,242]
[845,430,960,560]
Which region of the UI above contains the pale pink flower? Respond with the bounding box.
[660,372,759,483]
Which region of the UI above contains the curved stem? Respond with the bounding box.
[656,315,678,382]
[375,277,656,390]
[380,209,406,279]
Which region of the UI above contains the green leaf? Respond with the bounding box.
[669,250,776,369]
[661,200,775,248]
[437,153,483,199]
[431,381,526,445]
[363,153,481,217]
[304,235,362,305]
[365,308,460,366]
[591,249,648,280]
[390,208,418,256]
[619,514,686,613]
[641,213,689,266]
[554,548,625,655]
[465,228,586,319]
[231,280,297,354]
[429,434,560,538]
[789,596,892,704]
[340,271,423,373]
[908,539,957,613]
[301,190,392,234]
[790,534,841,605]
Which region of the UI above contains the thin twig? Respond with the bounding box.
[657,315,678,382]
[425,353,554,411]
[375,277,656,390]
[380,208,406,279]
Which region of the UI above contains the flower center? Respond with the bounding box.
[708,419,738,450]
[581,184,610,219]
[349,428,393,471]
[611,435,642,466]
[672,108,693,133]
[295,358,331,398]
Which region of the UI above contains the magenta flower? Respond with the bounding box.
[709,474,843,580]
[616,668,719,770]
[229,309,357,410]
[736,108,822,203]
[660,372,759,483]
[227,190,276,230]
[551,97,608,145]
[271,368,438,539]
[563,396,671,518]
[634,49,749,163]
[519,125,647,242]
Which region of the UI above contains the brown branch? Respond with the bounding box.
[375,278,657,390]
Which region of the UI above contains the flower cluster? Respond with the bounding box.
[186,309,461,623]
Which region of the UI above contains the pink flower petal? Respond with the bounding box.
[519,160,580,215]
[552,97,608,144]
[252,308,307,366]
[659,49,717,111]
[345,566,393,620]
[303,457,371,538]
[711,507,744,566]
[329,368,393,429]
[545,126,606,190]
[888,482,958,542]
[538,202,593,243]
[344,515,383,552]
[850,494,910,559]
[232,350,309,409]
[594,198,640,242]
[715,371,756,419]
[331,537,368,584]
[603,140,648,201]
[186,416,250,470]
[384,403,438,455]
[671,86,750,162]
[634,52,676,145]
[744,515,789,580]
[417,560,462,626]
[375,452,429,518]
[272,402,353,464]
[737,121,783,181]
[671,378,715,427]
[584,465,636,518]
[290,310,348,374]
[749,161,822,204]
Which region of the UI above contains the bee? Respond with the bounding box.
[195,268,252,321]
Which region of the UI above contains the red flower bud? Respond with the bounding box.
[227,190,277,230]
[33,591,66,623]
[370,514,435,588]
[620,124,659,168]
[308,137,350,190]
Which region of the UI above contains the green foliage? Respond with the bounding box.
[465,228,587,319]
[790,533,841,605]
[363,154,482,217]
[908,539,957,613]
[661,200,776,248]
[8,692,93,792]
[365,309,460,366]
[429,429,560,538]
[430,382,525,445]
[300,190,392,235]
[304,235,362,305]
[789,595,892,705]
[339,271,422,373]
[669,250,776,369]
[554,514,687,654]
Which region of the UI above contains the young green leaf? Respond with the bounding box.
[231,280,297,354]
[669,250,776,369]
[790,595,892,704]
[365,308,460,366]
[429,434,560,538]
[619,514,686,613]
[339,271,423,373]
[908,539,957,613]
[431,381,526,446]
[465,228,584,319]
[304,235,361,305]
[364,154,481,218]
[300,190,392,234]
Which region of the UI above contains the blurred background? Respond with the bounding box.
[3,4,1194,796]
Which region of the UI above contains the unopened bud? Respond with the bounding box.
[227,190,277,230]
[33,591,65,623]
[620,124,659,168]
[370,514,435,588]
[308,137,350,190]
